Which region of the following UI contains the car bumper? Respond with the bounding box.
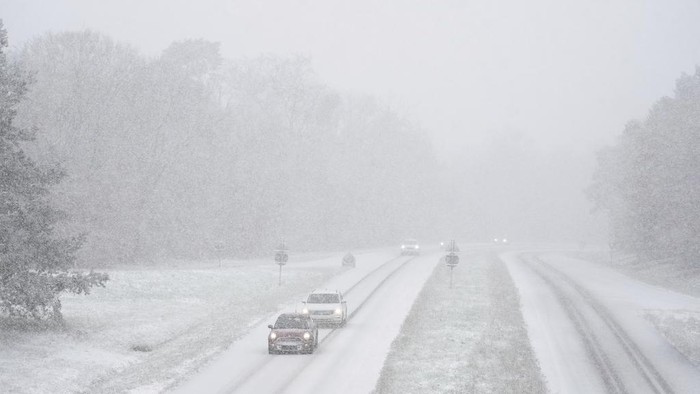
[308,313,343,324]
[401,249,420,255]
[269,340,313,353]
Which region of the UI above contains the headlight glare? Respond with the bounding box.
[302,308,309,314]
[334,308,342,315]
[270,332,277,340]
[303,332,311,340]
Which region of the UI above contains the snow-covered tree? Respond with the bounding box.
[0,21,107,323]
[14,30,441,261]
[590,68,700,262]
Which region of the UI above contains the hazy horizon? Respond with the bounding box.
[4,0,700,155]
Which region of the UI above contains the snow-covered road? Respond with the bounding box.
[174,250,440,394]
[505,251,700,394]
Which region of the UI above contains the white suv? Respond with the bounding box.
[301,289,347,326]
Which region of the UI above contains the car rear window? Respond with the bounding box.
[307,293,340,303]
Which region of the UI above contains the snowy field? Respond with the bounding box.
[375,252,546,393]
[0,251,386,393]
[571,249,700,298]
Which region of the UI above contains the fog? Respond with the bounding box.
[5,3,700,393]
[3,0,700,261]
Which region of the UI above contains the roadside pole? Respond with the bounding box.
[444,239,459,289]
[214,241,224,268]
[274,242,289,286]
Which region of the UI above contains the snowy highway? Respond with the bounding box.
[171,247,700,394]
[506,251,700,394]
[175,250,441,393]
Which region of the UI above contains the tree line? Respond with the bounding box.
[590,68,700,263]
[11,29,440,265]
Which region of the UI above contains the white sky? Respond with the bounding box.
[3,0,700,153]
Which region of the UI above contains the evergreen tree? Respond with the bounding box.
[0,20,107,324]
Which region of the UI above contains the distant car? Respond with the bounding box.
[301,289,347,326]
[342,252,356,268]
[493,237,509,244]
[401,239,420,255]
[268,313,318,354]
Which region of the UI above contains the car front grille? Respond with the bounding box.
[311,310,335,315]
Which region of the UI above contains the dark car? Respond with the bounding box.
[268,313,318,354]
[341,252,356,268]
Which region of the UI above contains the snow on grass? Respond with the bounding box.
[570,249,700,298]
[646,310,700,367]
[0,253,349,393]
[375,253,546,393]
[568,249,700,369]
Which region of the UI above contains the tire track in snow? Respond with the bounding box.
[522,255,627,393]
[523,254,673,394]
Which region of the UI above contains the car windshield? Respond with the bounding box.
[274,315,308,329]
[307,293,340,303]
[404,240,418,245]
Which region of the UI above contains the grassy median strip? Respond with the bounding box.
[375,253,547,393]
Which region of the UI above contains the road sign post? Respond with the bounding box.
[444,239,459,288]
[274,242,289,286]
[214,241,225,268]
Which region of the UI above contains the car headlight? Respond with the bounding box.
[302,308,309,314]
[401,245,405,249]
[416,245,420,249]
[334,308,342,315]
[303,332,311,340]
[270,332,277,340]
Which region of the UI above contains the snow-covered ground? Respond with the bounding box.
[0,250,388,393]
[375,252,546,393]
[506,251,700,393]
[5,246,700,394]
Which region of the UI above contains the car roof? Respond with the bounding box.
[403,238,418,242]
[310,288,340,294]
[278,313,310,319]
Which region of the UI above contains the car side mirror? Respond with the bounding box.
[267,324,273,329]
